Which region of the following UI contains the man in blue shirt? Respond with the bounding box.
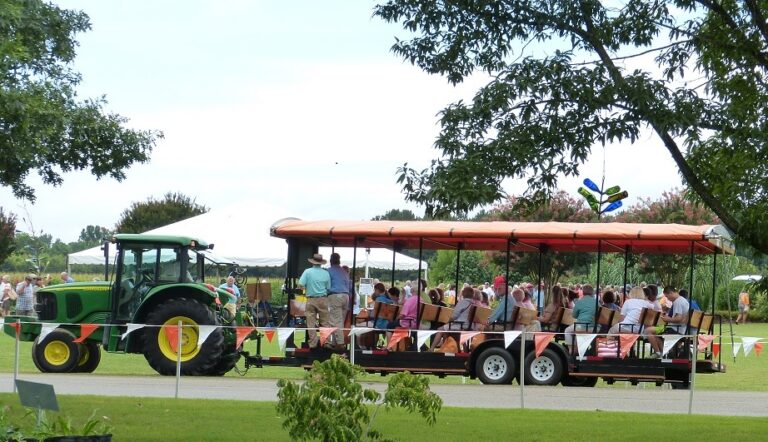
[299,253,331,348]
[326,252,350,349]
[60,272,75,283]
[564,284,597,349]
[219,276,241,298]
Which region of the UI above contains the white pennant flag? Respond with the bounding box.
[732,342,742,358]
[196,325,219,349]
[503,331,522,349]
[576,334,598,358]
[121,323,145,340]
[38,323,61,342]
[417,331,438,351]
[662,335,684,357]
[348,327,374,337]
[277,328,295,351]
[742,337,760,357]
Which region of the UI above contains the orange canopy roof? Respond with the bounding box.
[270,219,734,255]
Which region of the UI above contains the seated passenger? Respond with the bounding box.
[372,283,393,329]
[219,276,241,299]
[429,286,475,351]
[488,285,515,325]
[646,286,689,358]
[608,286,653,335]
[601,291,620,311]
[398,285,419,329]
[540,285,564,327]
[566,289,578,309]
[564,284,597,348]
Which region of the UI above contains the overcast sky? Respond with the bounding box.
[2,1,683,242]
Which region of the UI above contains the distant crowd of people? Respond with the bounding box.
[0,272,76,317]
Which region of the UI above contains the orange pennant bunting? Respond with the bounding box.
[755,342,763,357]
[534,333,555,358]
[712,343,720,358]
[697,334,717,352]
[164,325,180,353]
[236,326,256,348]
[73,324,100,343]
[619,334,640,358]
[7,321,20,337]
[264,329,276,343]
[387,328,410,350]
[319,327,337,347]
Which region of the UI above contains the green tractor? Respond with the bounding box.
[3,234,244,376]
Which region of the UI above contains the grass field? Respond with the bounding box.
[1,322,765,390]
[1,394,767,441]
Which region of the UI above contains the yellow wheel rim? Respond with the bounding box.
[44,341,71,366]
[159,316,201,362]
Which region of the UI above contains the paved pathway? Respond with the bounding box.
[1,373,766,416]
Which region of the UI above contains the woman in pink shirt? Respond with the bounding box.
[399,288,420,329]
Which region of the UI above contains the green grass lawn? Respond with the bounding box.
[1,323,765,390]
[1,394,767,441]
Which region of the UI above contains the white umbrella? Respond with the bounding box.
[732,275,763,282]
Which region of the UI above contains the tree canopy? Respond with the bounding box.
[375,0,768,255]
[115,192,208,234]
[0,208,16,265]
[0,0,161,202]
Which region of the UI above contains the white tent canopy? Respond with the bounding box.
[67,205,427,273]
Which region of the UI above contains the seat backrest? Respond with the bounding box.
[377,303,400,321]
[699,314,714,333]
[597,307,615,327]
[688,309,704,330]
[462,305,478,330]
[640,308,660,327]
[437,307,454,324]
[517,307,537,326]
[420,303,440,322]
[560,308,575,326]
[473,306,493,324]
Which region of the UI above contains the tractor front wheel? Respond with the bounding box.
[32,329,81,373]
[143,298,224,376]
[73,340,102,373]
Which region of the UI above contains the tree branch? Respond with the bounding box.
[743,0,768,43]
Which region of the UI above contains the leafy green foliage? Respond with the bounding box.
[371,209,420,221]
[0,208,16,265]
[0,0,161,201]
[276,355,441,441]
[429,249,499,287]
[374,0,768,255]
[78,225,113,248]
[114,192,208,233]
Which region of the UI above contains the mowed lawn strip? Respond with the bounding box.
[1,324,765,389]
[1,394,767,441]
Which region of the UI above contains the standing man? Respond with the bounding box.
[299,253,331,349]
[60,272,75,283]
[482,282,495,303]
[15,274,37,316]
[327,252,350,349]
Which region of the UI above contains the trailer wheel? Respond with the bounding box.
[143,297,224,376]
[561,375,598,387]
[73,341,102,373]
[524,348,563,386]
[32,329,81,373]
[476,347,516,384]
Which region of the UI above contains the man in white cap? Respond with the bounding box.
[299,253,331,348]
[15,274,37,316]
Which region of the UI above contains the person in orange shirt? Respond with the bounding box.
[736,291,750,324]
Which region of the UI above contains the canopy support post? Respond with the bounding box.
[454,244,462,306]
[689,242,695,306]
[391,247,396,287]
[504,239,511,331]
[622,247,630,303]
[593,240,603,332]
[415,237,424,349]
[536,245,544,315]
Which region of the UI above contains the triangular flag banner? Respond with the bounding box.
[417,330,437,350]
[277,328,295,351]
[319,327,337,347]
[503,331,522,349]
[235,326,256,348]
[534,333,556,358]
[264,329,276,343]
[712,342,720,358]
[732,343,742,358]
[387,328,409,350]
[164,325,180,353]
[7,321,20,337]
[619,334,640,358]
[120,323,145,340]
[38,323,61,342]
[662,335,684,357]
[348,327,374,337]
[459,332,480,347]
[742,337,760,357]
[697,335,716,352]
[576,334,598,358]
[73,324,100,343]
[755,342,763,357]
[196,325,218,349]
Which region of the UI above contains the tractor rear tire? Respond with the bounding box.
[143,297,224,376]
[207,349,241,376]
[32,329,81,373]
[73,341,102,373]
